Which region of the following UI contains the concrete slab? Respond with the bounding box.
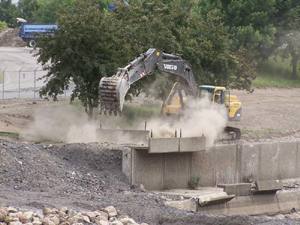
[97,129,149,145]
[131,149,164,190]
[251,194,279,215]
[254,180,283,194]
[179,137,206,152]
[278,141,297,179]
[217,183,252,196]
[164,153,191,189]
[259,142,280,181]
[240,143,260,183]
[277,191,300,213]
[191,150,215,186]
[214,144,237,185]
[155,187,224,198]
[198,192,235,207]
[165,198,197,211]
[149,138,179,153]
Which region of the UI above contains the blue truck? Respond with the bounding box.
[18,24,58,47]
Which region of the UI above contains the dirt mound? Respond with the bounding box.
[0,139,286,225]
[0,28,26,47]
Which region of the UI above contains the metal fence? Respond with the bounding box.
[0,67,70,102]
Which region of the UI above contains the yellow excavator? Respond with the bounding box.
[164,83,242,121]
[99,48,242,139]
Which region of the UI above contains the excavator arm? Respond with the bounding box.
[99,48,198,115]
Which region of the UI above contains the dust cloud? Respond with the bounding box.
[147,97,228,147]
[22,103,99,143]
[22,97,227,146]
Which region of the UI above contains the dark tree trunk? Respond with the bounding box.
[87,98,93,121]
[291,51,298,80]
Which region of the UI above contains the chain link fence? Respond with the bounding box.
[0,67,71,102]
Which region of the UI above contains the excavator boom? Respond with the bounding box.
[99,48,198,115]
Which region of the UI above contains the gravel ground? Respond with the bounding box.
[1,140,299,225]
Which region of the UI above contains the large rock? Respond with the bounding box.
[41,217,55,225]
[111,221,123,225]
[83,211,96,222]
[46,214,60,225]
[43,208,58,216]
[67,209,77,218]
[32,217,42,225]
[120,218,136,225]
[95,220,109,225]
[18,211,33,223]
[0,207,8,221]
[102,206,117,218]
[68,215,83,224]
[94,211,108,221]
[8,222,23,225]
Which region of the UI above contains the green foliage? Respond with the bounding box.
[98,104,160,127]
[32,0,77,24]
[193,0,278,59]
[0,0,17,27]
[0,21,7,31]
[273,0,300,80]
[35,0,116,118]
[16,0,39,23]
[254,56,300,87]
[122,104,160,124]
[188,174,201,190]
[35,0,257,120]
[0,131,19,139]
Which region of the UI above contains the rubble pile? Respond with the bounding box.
[0,205,148,225]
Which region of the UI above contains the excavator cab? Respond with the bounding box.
[198,85,242,121]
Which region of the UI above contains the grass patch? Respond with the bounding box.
[115,104,160,127]
[97,104,161,128]
[0,131,19,139]
[254,56,300,87]
[188,174,201,190]
[242,128,277,135]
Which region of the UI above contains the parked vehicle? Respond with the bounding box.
[18,24,58,47]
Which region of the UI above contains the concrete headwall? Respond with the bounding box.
[127,139,300,190]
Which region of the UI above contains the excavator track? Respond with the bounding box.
[99,76,122,116]
[224,126,241,140]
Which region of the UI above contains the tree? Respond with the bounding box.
[16,0,39,23]
[35,0,117,119]
[36,0,256,120]
[274,0,300,80]
[32,0,77,24]
[0,21,7,31]
[193,0,278,60]
[0,0,17,27]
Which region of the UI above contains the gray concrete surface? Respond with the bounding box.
[197,191,300,215]
[126,139,300,190]
[98,129,150,145]
[149,138,179,153]
[148,137,206,153]
[217,183,252,196]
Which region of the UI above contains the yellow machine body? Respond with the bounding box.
[163,84,242,121]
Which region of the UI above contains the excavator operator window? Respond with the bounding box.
[214,90,223,104]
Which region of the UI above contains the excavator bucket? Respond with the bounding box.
[98,74,130,116]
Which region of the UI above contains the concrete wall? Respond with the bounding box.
[127,139,300,190]
[197,191,300,215]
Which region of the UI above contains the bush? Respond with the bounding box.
[0,21,7,32]
[188,174,201,190]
